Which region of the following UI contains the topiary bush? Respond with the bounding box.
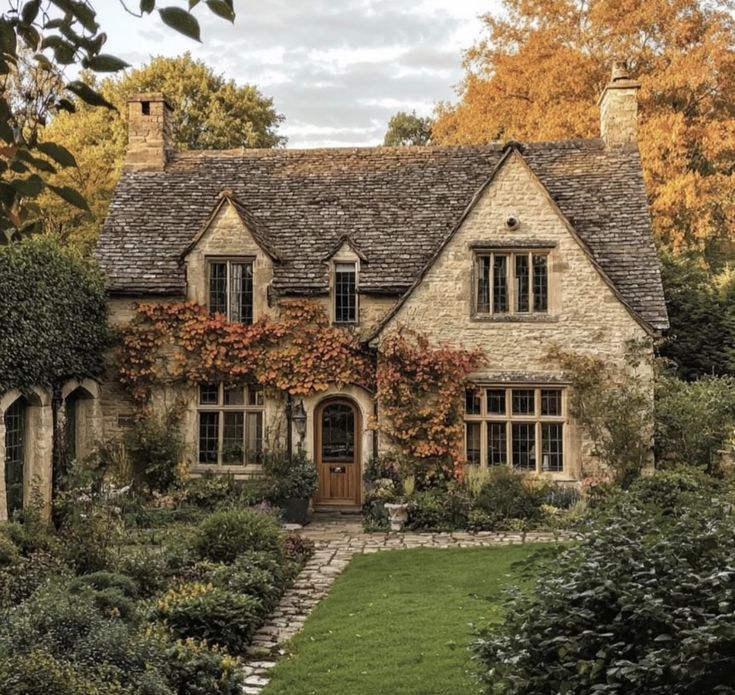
[193,508,283,564]
[473,493,735,694]
[154,582,264,653]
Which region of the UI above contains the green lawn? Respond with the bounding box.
[262,543,549,695]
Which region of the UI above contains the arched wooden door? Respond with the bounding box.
[315,398,361,506]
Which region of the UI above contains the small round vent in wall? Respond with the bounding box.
[504,215,520,230]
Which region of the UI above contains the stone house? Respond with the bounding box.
[0,67,668,517]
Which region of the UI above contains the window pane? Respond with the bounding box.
[230,263,254,325]
[322,403,355,461]
[224,385,245,406]
[247,385,264,406]
[512,389,535,415]
[466,422,481,465]
[512,423,536,471]
[487,389,506,415]
[198,412,219,464]
[542,423,564,472]
[246,412,263,463]
[493,255,508,313]
[465,389,481,415]
[4,398,25,515]
[222,412,244,465]
[533,255,548,312]
[541,389,562,416]
[208,263,227,316]
[199,384,219,405]
[515,254,530,312]
[488,422,507,466]
[477,256,491,313]
[335,263,357,323]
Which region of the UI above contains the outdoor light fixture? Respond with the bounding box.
[292,400,307,441]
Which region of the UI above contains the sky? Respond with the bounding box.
[95,0,499,148]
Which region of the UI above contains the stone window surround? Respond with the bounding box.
[470,240,557,322]
[328,258,360,327]
[195,382,265,471]
[206,255,256,324]
[464,383,569,476]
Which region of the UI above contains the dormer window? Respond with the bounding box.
[208,259,254,324]
[334,262,357,324]
[476,250,549,316]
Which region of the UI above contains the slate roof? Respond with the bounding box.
[97,139,669,332]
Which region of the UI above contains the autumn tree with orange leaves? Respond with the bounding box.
[433,0,735,265]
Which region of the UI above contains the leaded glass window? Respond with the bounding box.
[334,263,357,324]
[208,260,254,324]
[197,384,263,466]
[4,398,25,515]
[463,386,566,474]
[475,251,550,316]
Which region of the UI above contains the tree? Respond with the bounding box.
[41,54,285,252]
[383,110,432,146]
[0,1,236,242]
[433,0,735,264]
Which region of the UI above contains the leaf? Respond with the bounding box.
[55,98,76,114]
[205,0,235,21]
[0,19,16,58]
[140,0,155,14]
[68,1,99,33]
[65,80,115,109]
[47,184,89,211]
[9,175,44,198]
[158,7,201,42]
[36,141,77,168]
[86,54,129,72]
[21,0,41,25]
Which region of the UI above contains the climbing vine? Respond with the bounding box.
[375,328,485,474]
[120,301,484,474]
[119,299,373,404]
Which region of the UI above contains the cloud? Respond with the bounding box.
[95,0,495,147]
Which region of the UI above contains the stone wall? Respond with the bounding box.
[599,80,639,149]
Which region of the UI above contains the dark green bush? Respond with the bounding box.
[1,518,58,556]
[69,572,141,623]
[0,237,107,394]
[474,497,735,694]
[155,583,263,652]
[182,473,241,509]
[164,639,243,695]
[112,545,169,597]
[473,467,547,524]
[263,451,318,501]
[406,488,471,530]
[0,533,19,566]
[0,550,71,609]
[193,508,283,564]
[210,550,290,612]
[628,466,723,514]
[69,571,139,598]
[124,410,184,494]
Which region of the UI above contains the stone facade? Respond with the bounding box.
[599,68,640,149]
[377,151,654,480]
[125,93,172,172]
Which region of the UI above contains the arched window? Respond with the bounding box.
[4,397,26,515]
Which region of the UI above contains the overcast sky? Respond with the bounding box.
[96,0,498,148]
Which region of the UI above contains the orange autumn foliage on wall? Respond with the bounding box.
[119,299,373,404]
[119,302,483,472]
[375,328,485,471]
[433,0,735,264]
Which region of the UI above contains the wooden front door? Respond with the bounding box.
[315,399,361,506]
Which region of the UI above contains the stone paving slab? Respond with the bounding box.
[241,516,569,693]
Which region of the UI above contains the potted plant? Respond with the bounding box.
[384,475,415,531]
[265,451,319,525]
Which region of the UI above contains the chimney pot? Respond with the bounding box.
[125,92,173,171]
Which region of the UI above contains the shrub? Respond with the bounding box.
[164,638,243,695]
[263,451,318,501]
[1,518,58,556]
[124,410,184,494]
[283,532,315,566]
[155,583,264,652]
[0,533,19,566]
[0,649,125,695]
[69,572,141,623]
[0,550,71,609]
[473,467,547,525]
[474,497,735,694]
[193,508,283,564]
[406,488,471,530]
[210,550,290,612]
[544,484,582,510]
[655,373,735,472]
[181,473,240,509]
[627,466,723,514]
[112,545,169,597]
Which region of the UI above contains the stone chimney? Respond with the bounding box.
[125,93,173,171]
[598,62,640,149]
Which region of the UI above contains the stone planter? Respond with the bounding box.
[281,497,310,525]
[384,502,409,532]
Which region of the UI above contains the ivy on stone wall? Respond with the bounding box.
[0,237,107,394]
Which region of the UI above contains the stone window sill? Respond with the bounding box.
[470,314,558,324]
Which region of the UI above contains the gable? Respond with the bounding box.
[371,152,652,359]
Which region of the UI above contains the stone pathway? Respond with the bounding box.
[241,514,567,694]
